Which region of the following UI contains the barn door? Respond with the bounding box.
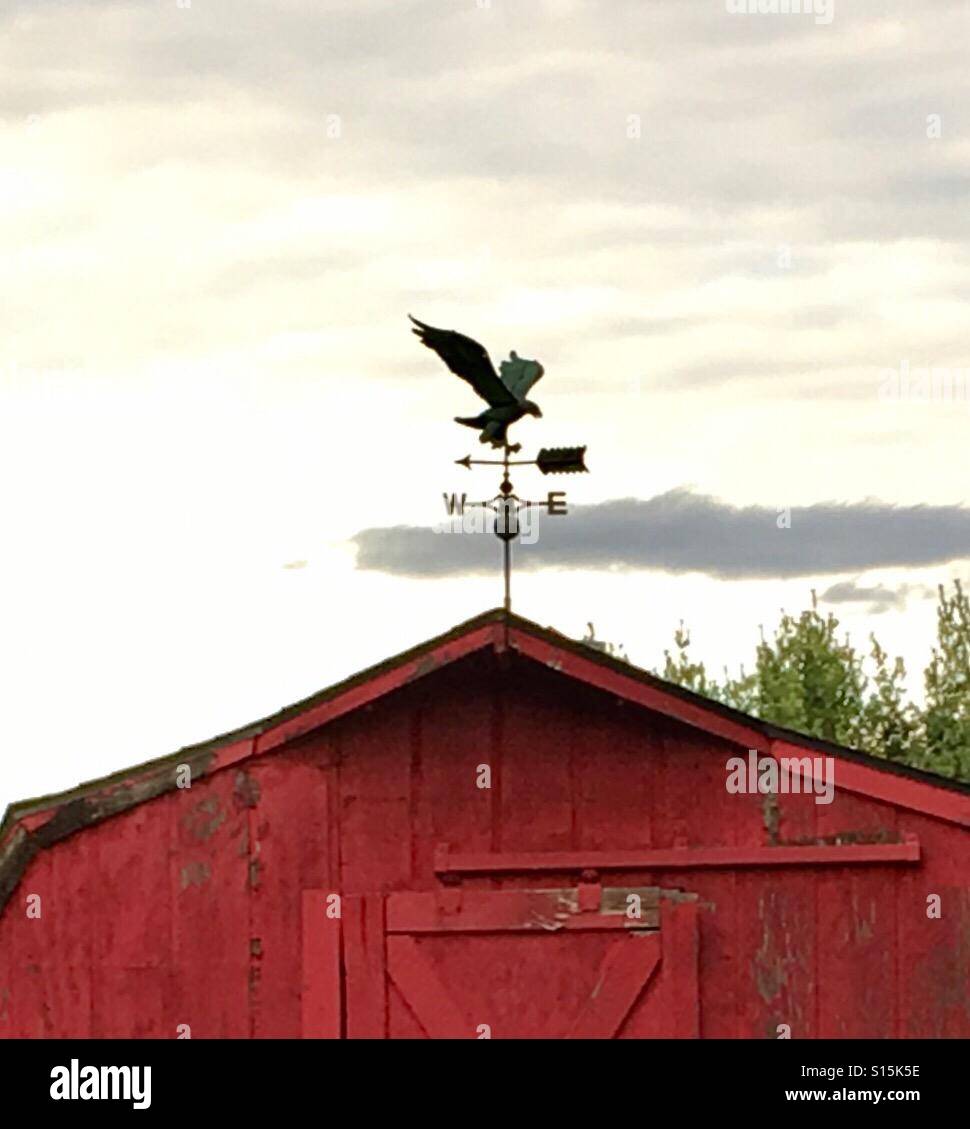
[337,886,698,1039]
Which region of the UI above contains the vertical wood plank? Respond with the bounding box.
[249,753,332,1037]
[897,813,970,1037]
[8,852,52,1038]
[736,875,818,1039]
[89,799,173,1037]
[344,895,387,1038]
[168,771,251,1038]
[660,899,700,1037]
[816,792,897,1036]
[573,704,656,852]
[301,889,342,1038]
[338,708,412,893]
[500,674,573,853]
[412,662,494,888]
[48,830,94,1036]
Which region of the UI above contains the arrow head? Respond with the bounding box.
[455,455,472,469]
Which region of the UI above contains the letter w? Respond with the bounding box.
[443,493,467,515]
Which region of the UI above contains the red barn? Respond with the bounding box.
[1,608,968,1038]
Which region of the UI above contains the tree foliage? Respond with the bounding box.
[921,580,970,780]
[657,581,969,782]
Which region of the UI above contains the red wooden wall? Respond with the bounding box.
[1,648,968,1038]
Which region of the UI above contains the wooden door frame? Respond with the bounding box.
[301,887,699,1038]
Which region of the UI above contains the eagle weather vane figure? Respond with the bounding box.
[410,314,590,614]
[409,314,543,452]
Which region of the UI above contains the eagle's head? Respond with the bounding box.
[523,400,542,418]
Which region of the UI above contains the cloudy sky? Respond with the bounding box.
[1,0,968,816]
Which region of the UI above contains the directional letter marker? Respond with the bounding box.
[445,443,589,611]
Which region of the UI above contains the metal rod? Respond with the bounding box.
[503,536,511,613]
[503,442,512,612]
[457,459,537,467]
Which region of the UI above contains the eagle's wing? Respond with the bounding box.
[409,315,516,407]
[499,356,545,402]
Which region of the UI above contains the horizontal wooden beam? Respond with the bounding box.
[434,837,921,877]
[387,888,660,933]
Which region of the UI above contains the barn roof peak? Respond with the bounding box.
[2,605,969,909]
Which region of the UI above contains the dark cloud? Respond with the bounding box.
[819,580,911,613]
[351,489,970,579]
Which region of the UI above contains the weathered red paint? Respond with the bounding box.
[0,608,968,1038]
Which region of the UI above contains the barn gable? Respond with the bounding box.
[1,608,968,1038]
[3,607,967,875]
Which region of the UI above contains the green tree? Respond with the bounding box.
[922,579,970,779]
[662,621,721,699]
[720,664,759,715]
[750,594,867,747]
[858,636,923,765]
[656,582,970,783]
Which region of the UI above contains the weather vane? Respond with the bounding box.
[409,315,589,612]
